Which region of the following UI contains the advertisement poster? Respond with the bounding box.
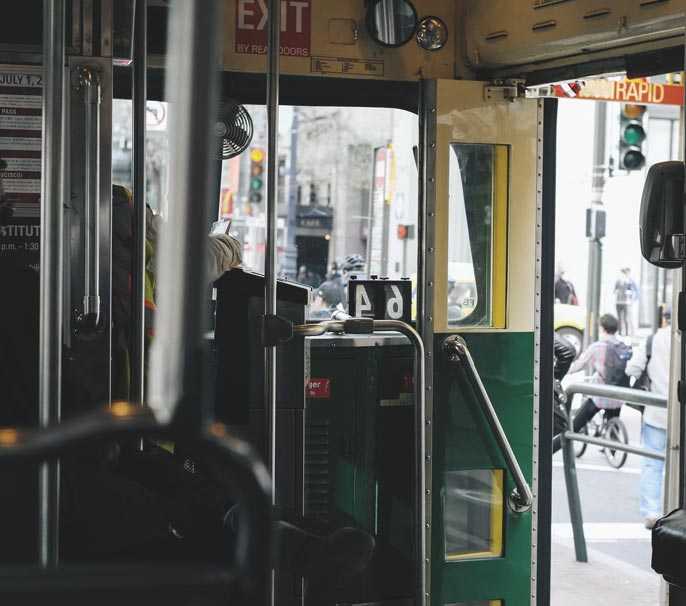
[0,64,41,271]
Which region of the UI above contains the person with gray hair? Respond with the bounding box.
[207,232,242,283]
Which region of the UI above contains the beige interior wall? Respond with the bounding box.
[434,80,540,333]
[222,0,457,81]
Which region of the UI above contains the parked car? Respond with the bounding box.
[554,302,585,357]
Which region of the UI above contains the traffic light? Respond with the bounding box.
[397,224,415,240]
[618,104,646,171]
[249,148,265,203]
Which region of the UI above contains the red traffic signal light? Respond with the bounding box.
[397,224,414,240]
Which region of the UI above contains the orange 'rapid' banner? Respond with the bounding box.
[547,78,683,105]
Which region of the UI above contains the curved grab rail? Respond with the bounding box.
[443,335,534,513]
[0,404,272,603]
[294,312,426,606]
[74,66,102,330]
[564,382,666,409]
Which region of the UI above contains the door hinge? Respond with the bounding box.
[484,79,526,102]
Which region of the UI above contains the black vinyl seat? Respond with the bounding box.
[0,563,240,606]
[652,508,686,588]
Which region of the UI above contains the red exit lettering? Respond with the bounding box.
[236,0,311,56]
[237,0,310,33]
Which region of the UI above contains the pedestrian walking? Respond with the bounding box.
[555,270,578,305]
[614,267,639,336]
[626,309,671,529]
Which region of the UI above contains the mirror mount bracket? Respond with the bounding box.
[484,79,526,102]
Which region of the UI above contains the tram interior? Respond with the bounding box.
[0,1,685,605]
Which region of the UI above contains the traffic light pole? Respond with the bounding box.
[584,102,607,346]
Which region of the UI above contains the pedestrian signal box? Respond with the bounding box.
[619,104,646,171]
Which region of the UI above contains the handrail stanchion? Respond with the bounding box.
[560,393,588,562]
[147,0,220,428]
[443,335,534,513]
[39,0,66,567]
[264,2,281,602]
[77,65,102,330]
[130,0,147,407]
[560,382,668,563]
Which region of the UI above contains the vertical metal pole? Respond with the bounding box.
[147,0,221,428]
[667,67,686,606]
[264,2,280,603]
[417,79,435,606]
[680,50,686,513]
[131,0,147,406]
[561,431,588,562]
[39,0,65,567]
[680,264,686,509]
[81,68,102,328]
[264,0,280,504]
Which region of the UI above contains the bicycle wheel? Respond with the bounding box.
[603,418,629,469]
[574,423,588,458]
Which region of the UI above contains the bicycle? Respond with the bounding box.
[574,408,629,469]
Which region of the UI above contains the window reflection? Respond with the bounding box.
[444,469,504,561]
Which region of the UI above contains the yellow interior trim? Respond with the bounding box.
[445,469,504,562]
[489,469,504,556]
[491,147,509,328]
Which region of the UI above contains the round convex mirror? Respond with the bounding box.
[366,0,418,48]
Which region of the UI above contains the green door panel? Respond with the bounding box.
[432,331,534,605]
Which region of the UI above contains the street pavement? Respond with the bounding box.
[551,380,665,605]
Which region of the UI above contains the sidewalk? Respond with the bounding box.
[551,537,662,606]
[551,405,665,605]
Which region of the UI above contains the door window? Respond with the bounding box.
[443,469,504,561]
[447,144,508,328]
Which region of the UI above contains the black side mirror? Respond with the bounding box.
[640,161,685,268]
[366,0,418,48]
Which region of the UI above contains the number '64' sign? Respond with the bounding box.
[348,279,412,323]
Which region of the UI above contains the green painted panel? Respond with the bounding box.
[432,332,534,606]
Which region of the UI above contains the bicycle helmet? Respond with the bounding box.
[342,254,365,273]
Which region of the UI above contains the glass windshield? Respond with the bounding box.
[112,102,419,321]
[220,106,419,320]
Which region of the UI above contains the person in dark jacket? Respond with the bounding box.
[554,271,577,305]
[552,333,577,452]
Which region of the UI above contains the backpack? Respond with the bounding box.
[627,334,653,415]
[603,340,632,387]
[633,334,653,392]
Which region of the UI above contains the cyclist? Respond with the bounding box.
[552,314,629,452]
